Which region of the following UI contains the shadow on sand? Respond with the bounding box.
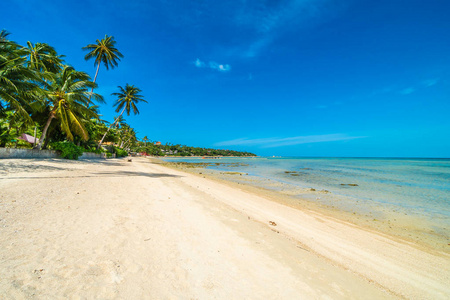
[0,170,182,180]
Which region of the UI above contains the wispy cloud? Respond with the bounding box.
[194,58,231,72]
[422,78,439,87]
[400,87,415,95]
[215,134,365,148]
[234,0,336,57]
[372,77,440,98]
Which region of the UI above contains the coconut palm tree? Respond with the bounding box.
[97,84,147,149]
[142,135,149,146]
[117,123,130,148]
[82,35,123,103]
[0,32,40,122]
[122,127,137,151]
[23,41,64,73]
[36,66,103,149]
[0,29,9,41]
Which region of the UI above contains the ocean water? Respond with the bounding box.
[163,157,450,244]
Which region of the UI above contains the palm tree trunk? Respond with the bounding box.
[14,127,19,148]
[97,106,126,149]
[33,126,37,147]
[36,113,55,150]
[88,64,100,104]
[123,137,134,150]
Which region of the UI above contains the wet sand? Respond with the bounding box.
[163,159,450,253]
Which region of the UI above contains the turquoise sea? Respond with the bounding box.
[163,157,450,247]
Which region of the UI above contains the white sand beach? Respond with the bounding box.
[0,157,449,299]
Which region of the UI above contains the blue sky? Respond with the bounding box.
[2,0,450,157]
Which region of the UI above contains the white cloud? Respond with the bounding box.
[209,61,231,72]
[194,58,205,68]
[193,58,231,72]
[215,134,365,148]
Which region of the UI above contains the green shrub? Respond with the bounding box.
[115,147,128,158]
[84,146,104,154]
[51,141,84,160]
[109,145,128,158]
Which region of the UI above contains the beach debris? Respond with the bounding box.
[269,221,277,226]
[309,188,316,191]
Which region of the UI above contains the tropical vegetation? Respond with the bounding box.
[133,142,256,157]
[82,35,123,102]
[0,30,255,159]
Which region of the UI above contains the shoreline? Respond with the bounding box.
[148,157,450,298]
[1,158,449,299]
[158,157,450,254]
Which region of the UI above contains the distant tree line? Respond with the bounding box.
[134,141,256,157]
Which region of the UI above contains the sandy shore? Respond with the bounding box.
[0,158,449,299]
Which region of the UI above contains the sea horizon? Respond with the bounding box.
[256,156,450,159]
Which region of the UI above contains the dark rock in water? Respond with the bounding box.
[340,183,359,186]
[284,171,307,176]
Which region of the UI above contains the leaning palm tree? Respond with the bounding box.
[97,84,147,149]
[117,123,130,148]
[122,127,137,151]
[36,66,103,149]
[82,35,123,103]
